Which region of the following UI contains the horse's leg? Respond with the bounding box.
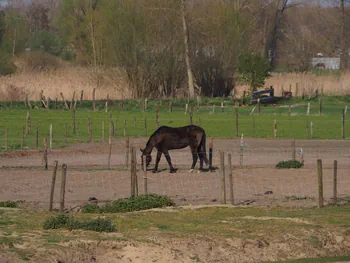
[197,146,204,172]
[164,151,176,173]
[189,146,199,173]
[152,150,162,173]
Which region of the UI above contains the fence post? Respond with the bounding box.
[185,103,188,115]
[108,123,112,170]
[220,151,226,204]
[43,137,48,170]
[125,138,130,168]
[228,153,234,205]
[240,134,244,167]
[209,139,213,171]
[102,121,105,141]
[144,118,147,136]
[143,155,148,195]
[80,90,84,101]
[156,107,160,128]
[92,88,96,112]
[72,109,76,134]
[49,124,53,149]
[333,160,337,205]
[133,117,136,136]
[88,118,92,142]
[274,117,277,138]
[190,107,193,125]
[169,101,172,113]
[130,147,135,197]
[306,120,309,139]
[64,123,68,143]
[49,160,58,212]
[221,101,224,112]
[235,107,239,137]
[317,159,324,208]
[4,128,8,150]
[292,140,296,160]
[319,97,322,115]
[342,109,345,139]
[21,127,24,149]
[134,148,138,197]
[26,111,31,135]
[258,98,261,115]
[124,120,126,137]
[310,121,313,139]
[288,105,291,116]
[59,164,67,212]
[36,124,39,148]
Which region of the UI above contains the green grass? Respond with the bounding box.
[0,96,349,150]
[266,255,350,263]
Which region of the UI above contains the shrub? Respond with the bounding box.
[0,53,16,76]
[276,160,304,169]
[43,213,116,232]
[19,51,62,72]
[0,200,18,208]
[82,194,175,213]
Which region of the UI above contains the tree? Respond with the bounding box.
[237,53,271,92]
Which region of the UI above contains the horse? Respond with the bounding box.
[140,125,209,173]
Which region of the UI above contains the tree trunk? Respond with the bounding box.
[340,0,347,69]
[265,0,288,68]
[181,0,195,98]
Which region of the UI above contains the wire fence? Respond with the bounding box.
[1,137,350,211]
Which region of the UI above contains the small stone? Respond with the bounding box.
[335,236,344,244]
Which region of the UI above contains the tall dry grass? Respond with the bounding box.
[236,71,350,97]
[1,64,350,101]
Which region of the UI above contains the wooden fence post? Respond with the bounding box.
[310,121,313,139]
[26,111,31,135]
[21,127,24,149]
[105,100,108,113]
[143,155,148,195]
[288,104,291,116]
[125,138,130,168]
[144,118,147,136]
[333,160,337,205]
[121,96,124,112]
[43,137,48,170]
[92,88,96,112]
[169,101,172,113]
[342,109,345,139]
[88,118,92,142]
[190,107,193,125]
[130,147,136,197]
[59,164,67,212]
[252,115,255,138]
[134,148,138,196]
[133,117,136,136]
[228,153,234,205]
[209,139,213,171]
[317,159,324,208]
[235,107,239,137]
[319,98,322,115]
[80,90,84,101]
[185,103,188,115]
[220,151,226,204]
[35,124,39,148]
[64,123,67,143]
[258,98,261,115]
[102,121,105,141]
[49,160,58,212]
[49,124,53,149]
[108,123,112,170]
[156,107,160,128]
[306,120,309,139]
[307,103,310,116]
[274,117,277,138]
[221,101,224,112]
[72,109,76,134]
[292,140,296,160]
[124,120,126,137]
[4,128,8,150]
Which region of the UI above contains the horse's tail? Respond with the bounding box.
[200,131,209,165]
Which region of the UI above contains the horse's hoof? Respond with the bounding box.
[188,169,194,173]
[170,169,177,174]
[152,170,158,174]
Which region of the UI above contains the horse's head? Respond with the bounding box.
[140,148,152,167]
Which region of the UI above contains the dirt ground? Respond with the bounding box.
[1,138,350,210]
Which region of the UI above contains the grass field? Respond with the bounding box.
[0,96,349,150]
[1,204,350,262]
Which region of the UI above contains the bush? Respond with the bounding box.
[82,194,175,213]
[0,53,16,76]
[0,200,18,208]
[19,51,62,72]
[43,213,116,232]
[276,160,304,169]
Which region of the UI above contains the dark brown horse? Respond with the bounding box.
[140,125,208,173]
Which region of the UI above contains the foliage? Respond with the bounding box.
[0,200,18,208]
[43,213,116,232]
[237,53,271,92]
[29,30,63,56]
[19,51,62,72]
[0,52,16,75]
[276,160,304,169]
[82,194,176,213]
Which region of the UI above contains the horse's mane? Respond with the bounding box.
[145,126,163,147]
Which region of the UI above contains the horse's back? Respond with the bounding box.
[157,125,204,137]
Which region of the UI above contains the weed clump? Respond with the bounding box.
[276,160,304,169]
[43,214,116,232]
[0,201,18,208]
[82,194,175,214]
